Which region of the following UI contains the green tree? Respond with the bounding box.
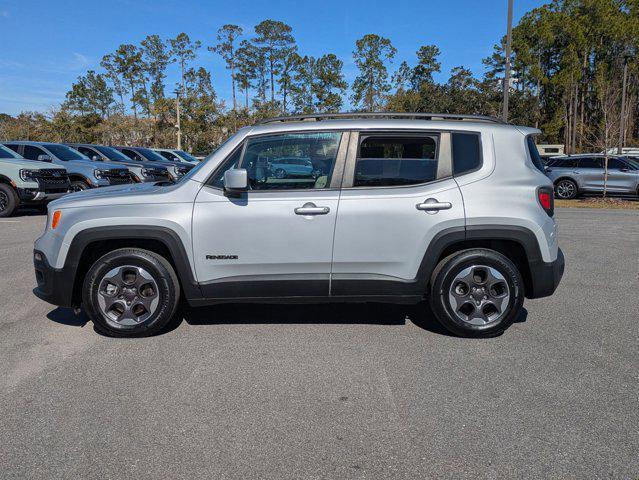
[113,44,146,117]
[314,54,347,112]
[210,24,243,110]
[140,34,171,106]
[253,20,295,102]
[351,34,397,111]
[100,53,126,113]
[170,33,202,97]
[235,40,259,110]
[64,70,114,117]
[411,45,441,89]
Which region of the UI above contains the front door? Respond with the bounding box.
[192,130,348,299]
[330,131,465,297]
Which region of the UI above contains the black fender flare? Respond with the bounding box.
[65,225,202,301]
[414,224,543,291]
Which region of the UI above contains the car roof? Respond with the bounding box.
[243,118,539,138]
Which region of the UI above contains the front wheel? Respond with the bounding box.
[554,179,578,199]
[429,249,524,338]
[82,248,180,337]
[70,180,89,192]
[0,183,18,217]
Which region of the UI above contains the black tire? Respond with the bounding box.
[554,178,578,199]
[274,168,287,179]
[70,180,88,192]
[429,248,524,338]
[82,248,180,337]
[0,183,18,217]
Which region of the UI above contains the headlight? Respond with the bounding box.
[19,169,38,182]
[94,169,106,180]
[141,168,150,177]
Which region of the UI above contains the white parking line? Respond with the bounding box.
[0,220,21,223]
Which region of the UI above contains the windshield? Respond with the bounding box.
[95,145,134,162]
[44,144,89,161]
[176,150,198,162]
[0,145,20,159]
[137,148,169,162]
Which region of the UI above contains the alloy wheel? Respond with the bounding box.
[448,265,511,326]
[97,265,160,326]
[556,180,576,199]
[0,191,8,212]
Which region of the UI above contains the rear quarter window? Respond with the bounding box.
[452,133,481,175]
[526,136,545,173]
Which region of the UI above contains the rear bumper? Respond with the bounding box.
[33,250,75,307]
[526,248,565,299]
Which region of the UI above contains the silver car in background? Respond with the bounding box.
[67,144,172,183]
[545,154,639,199]
[153,148,200,165]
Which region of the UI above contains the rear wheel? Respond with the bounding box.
[82,248,180,337]
[0,183,18,217]
[429,249,524,338]
[274,168,287,179]
[554,179,578,199]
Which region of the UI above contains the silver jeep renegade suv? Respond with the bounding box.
[33,113,564,338]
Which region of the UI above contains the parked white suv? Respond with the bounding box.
[33,113,564,338]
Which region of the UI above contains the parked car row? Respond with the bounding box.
[544,153,639,199]
[0,141,197,216]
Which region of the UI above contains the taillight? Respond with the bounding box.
[537,187,554,217]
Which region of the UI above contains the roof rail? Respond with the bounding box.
[256,112,507,125]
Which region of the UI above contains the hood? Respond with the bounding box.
[0,157,66,170]
[49,178,200,210]
[63,159,126,170]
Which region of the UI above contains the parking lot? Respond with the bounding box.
[0,207,637,479]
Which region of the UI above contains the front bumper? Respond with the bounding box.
[17,188,69,203]
[526,248,565,299]
[33,250,75,307]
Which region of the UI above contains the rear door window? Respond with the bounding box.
[579,157,604,169]
[354,135,438,187]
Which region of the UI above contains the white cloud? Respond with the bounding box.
[71,52,89,69]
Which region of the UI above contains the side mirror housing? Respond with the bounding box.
[37,154,52,162]
[223,168,248,196]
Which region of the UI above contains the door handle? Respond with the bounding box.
[416,198,452,213]
[294,202,330,215]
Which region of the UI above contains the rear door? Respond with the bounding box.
[579,157,605,190]
[604,157,636,193]
[330,130,465,297]
[192,130,348,299]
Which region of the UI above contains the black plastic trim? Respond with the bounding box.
[34,226,202,307]
[200,273,329,299]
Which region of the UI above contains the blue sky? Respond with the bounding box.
[0,0,545,115]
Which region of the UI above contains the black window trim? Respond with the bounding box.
[350,131,441,189]
[204,129,349,193]
[341,128,482,191]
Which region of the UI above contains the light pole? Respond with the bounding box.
[174,89,182,151]
[502,0,514,122]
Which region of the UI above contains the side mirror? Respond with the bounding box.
[223,168,248,195]
[37,154,52,162]
[92,155,101,161]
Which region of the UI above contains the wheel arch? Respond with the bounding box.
[65,226,201,306]
[419,225,543,299]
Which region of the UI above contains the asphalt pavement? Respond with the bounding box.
[0,208,637,479]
